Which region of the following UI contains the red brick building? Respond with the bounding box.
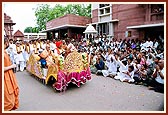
[91,4,164,40]
[42,14,91,40]
[113,4,164,40]
[13,30,24,41]
[4,13,16,39]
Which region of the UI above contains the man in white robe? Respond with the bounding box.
[102,54,118,77]
[15,41,25,72]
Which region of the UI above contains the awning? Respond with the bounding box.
[40,24,86,33]
[127,23,164,29]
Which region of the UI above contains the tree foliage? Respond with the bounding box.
[24,26,39,33]
[34,4,51,31]
[34,4,91,31]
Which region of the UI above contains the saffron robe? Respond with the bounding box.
[4,51,19,111]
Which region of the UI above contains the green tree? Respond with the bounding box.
[65,4,91,17]
[35,4,51,31]
[24,27,33,33]
[50,4,66,19]
[24,26,39,33]
[34,4,91,31]
[32,27,39,33]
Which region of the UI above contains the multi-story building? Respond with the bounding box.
[92,4,118,40]
[91,4,164,40]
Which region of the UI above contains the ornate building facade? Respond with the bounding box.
[4,13,16,39]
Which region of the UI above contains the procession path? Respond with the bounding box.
[15,71,164,112]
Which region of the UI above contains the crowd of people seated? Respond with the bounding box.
[77,35,164,93]
[6,34,164,93]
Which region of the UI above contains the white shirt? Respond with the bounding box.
[16,46,25,62]
[105,53,112,68]
[42,43,46,50]
[67,43,76,51]
[118,59,128,72]
[144,41,153,51]
[94,39,99,44]
[36,42,41,49]
[157,53,164,59]
[140,42,146,50]
[92,55,97,65]
[155,68,164,84]
[29,44,34,53]
[108,55,118,72]
[99,38,101,42]
[7,43,17,55]
[90,46,94,53]
[50,42,56,51]
[154,42,158,49]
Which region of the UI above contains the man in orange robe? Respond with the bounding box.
[4,37,19,111]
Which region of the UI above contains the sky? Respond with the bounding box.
[4,3,38,33]
[3,2,62,34]
[3,2,92,34]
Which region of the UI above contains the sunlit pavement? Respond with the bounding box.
[15,71,164,112]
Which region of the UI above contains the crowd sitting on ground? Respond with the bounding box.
[84,35,164,94]
[6,34,164,93]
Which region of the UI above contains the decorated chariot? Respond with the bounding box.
[26,51,91,92]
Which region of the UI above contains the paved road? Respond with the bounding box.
[15,71,164,112]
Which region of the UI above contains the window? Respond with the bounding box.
[99,4,111,16]
[151,4,164,13]
[100,9,104,15]
[99,4,110,8]
[105,7,110,13]
[104,4,110,7]
[99,4,105,8]
[150,4,164,21]
[99,23,109,35]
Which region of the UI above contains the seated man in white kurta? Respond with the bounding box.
[102,54,118,77]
